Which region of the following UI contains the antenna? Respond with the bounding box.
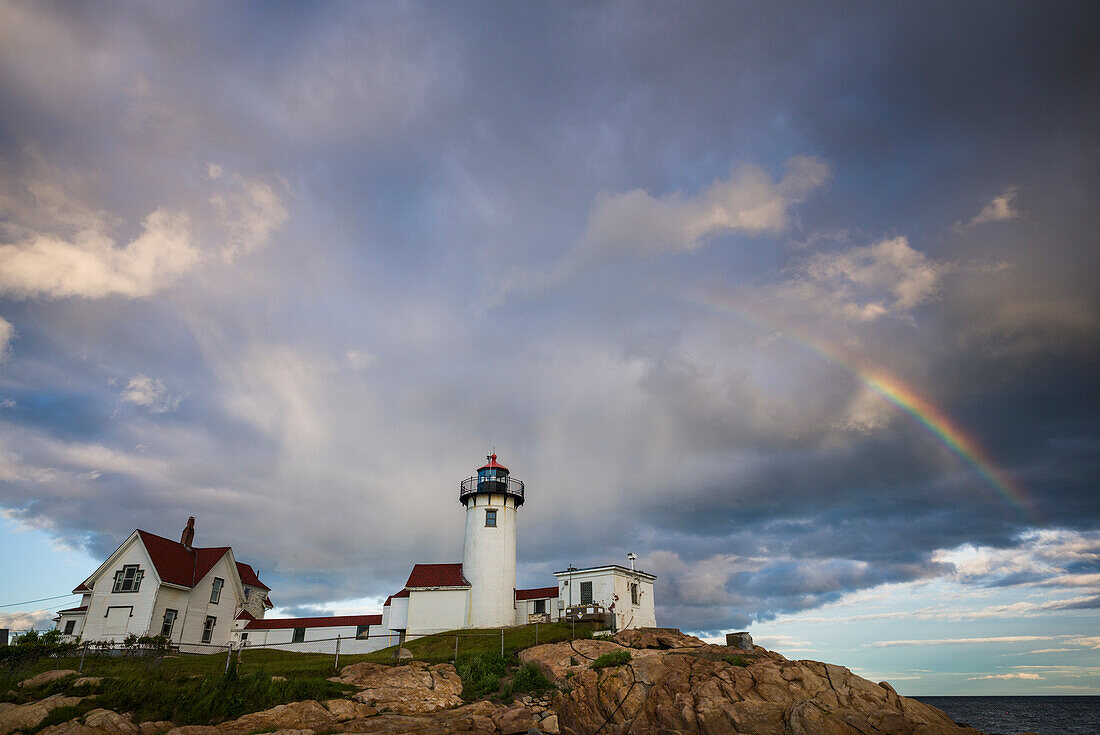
[627,552,637,571]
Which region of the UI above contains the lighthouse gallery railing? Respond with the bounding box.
[459,475,525,503]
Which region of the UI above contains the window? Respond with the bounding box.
[356,625,369,638]
[631,583,640,606]
[580,581,593,605]
[485,509,497,527]
[210,577,224,604]
[161,609,178,638]
[240,632,248,641]
[201,616,216,644]
[112,565,144,593]
[533,599,546,615]
[292,628,306,643]
[64,620,76,635]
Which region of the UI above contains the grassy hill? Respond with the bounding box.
[0,622,598,729]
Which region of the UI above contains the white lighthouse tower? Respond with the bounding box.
[460,454,523,628]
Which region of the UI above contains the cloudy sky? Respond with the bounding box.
[1,1,1097,695]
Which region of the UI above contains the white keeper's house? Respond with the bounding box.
[55,517,273,651]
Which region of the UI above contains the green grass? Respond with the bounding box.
[1,647,388,694]
[589,649,632,670]
[11,668,355,728]
[722,655,749,667]
[358,621,595,665]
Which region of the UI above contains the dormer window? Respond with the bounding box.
[112,565,143,593]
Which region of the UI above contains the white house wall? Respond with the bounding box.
[387,597,410,631]
[234,625,398,654]
[407,589,469,635]
[57,613,86,639]
[176,553,243,652]
[149,586,191,643]
[81,537,160,642]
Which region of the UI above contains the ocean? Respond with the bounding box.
[914,696,1099,735]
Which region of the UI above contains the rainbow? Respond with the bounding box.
[689,290,1032,517]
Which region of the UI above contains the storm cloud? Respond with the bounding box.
[0,0,1097,649]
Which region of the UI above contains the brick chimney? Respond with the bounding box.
[181,516,195,550]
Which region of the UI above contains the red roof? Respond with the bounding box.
[235,609,256,621]
[137,530,231,588]
[236,562,270,590]
[516,586,559,601]
[263,596,274,608]
[127,530,267,593]
[478,453,508,472]
[393,588,410,598]
[57,605,88,614]
[244,614,381,630]
[404,563,469,588]
[72,583,91,593]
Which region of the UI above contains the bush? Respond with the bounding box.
[0,639,79,667]
[455,653,507,701]
[506,663,551,696]
[723,655,749,667]
[589,649,632,670]
[121,634,172,658]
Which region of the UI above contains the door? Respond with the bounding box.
[104,606,132,636]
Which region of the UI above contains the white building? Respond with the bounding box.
[555,565,657,631]
[232,614,398,653]
[382,455,658,639]
[55,518,272,651]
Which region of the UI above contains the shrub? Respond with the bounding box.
[505,663,551,696]
[723,656,749,667]
[0,639,79,667]
[589,649,632,670]
[455,653,507,701]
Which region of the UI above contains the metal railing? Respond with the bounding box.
[459,475,525,504]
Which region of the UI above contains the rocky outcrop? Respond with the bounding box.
[0,693,84,735]
[520,631,984,735]
[611,628,706,650]
[331,661,464,714]
[18,671,79,689]
[8,636,990,735]
[37,708,149,735]
[215,700,336,735]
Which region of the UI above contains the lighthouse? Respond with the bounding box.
[460,454,523,628]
